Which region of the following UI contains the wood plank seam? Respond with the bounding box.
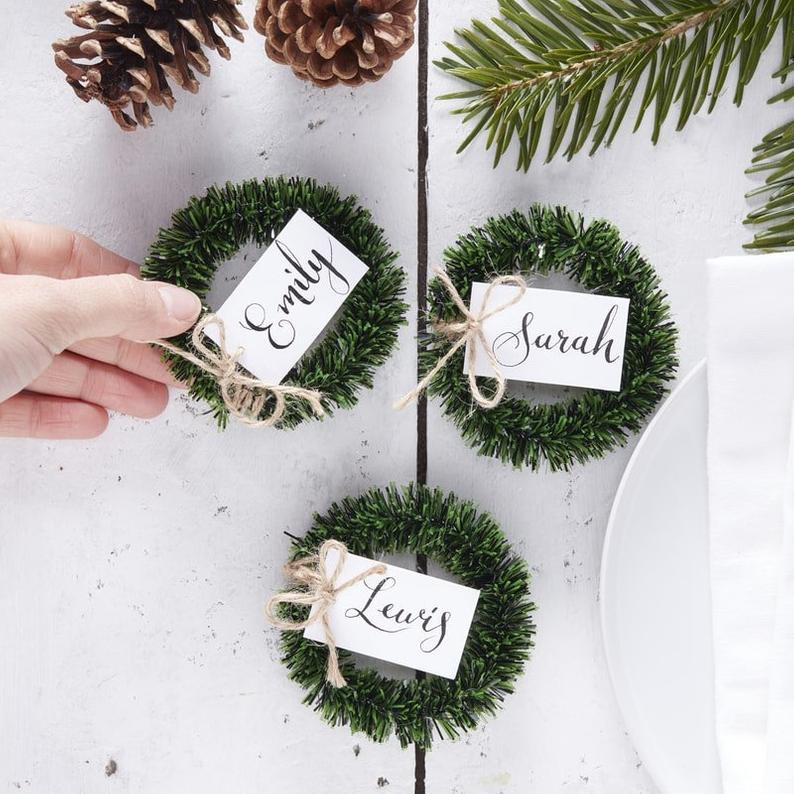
[415,1,430,792]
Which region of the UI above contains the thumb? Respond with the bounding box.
[33,274,202,350]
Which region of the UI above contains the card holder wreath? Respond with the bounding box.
[142,176,407,429]
[400,205,678,471]
[265,484,535,749]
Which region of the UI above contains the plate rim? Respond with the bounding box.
[599,359,708,794]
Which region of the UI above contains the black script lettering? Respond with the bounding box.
[274,241,318,315]
[493,311,535,367]
[344,578,407,634]
[490,304,623,366]
[282,268,311,294]
[535,332,558,352]
[311,240,350,296]
[380,602,416,624]
[571,334,592,354]
[240,303,296,350]
[343,576,452,653]
[592,304,621,363]
[278,284,315,314]
[286,258,322,289]
[273,238,351,316]
[419,611,450,654]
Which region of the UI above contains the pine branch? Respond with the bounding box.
[437,0,793,171]
[745,28,794,251]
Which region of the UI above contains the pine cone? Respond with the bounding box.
[53,0,247,131]
[254,0,417,88]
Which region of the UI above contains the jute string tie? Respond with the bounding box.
[154,314,325,428]
[264,539,387,688]
[395,268,528,411]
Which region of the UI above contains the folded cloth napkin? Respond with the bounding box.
[707,253,794,794]
[766,455,794,794]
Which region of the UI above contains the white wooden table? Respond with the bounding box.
[0,2,787,792]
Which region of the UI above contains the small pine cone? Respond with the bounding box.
[254,0,417,88]
[52,0,247,131]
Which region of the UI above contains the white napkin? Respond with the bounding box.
[707,253,794,794]
[765,422,794,794]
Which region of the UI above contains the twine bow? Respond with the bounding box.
[265,539,387,688]
[395,268,528,411]
[155,314,325,428]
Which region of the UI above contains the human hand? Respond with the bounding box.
[0,220,201,439]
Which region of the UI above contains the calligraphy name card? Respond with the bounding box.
[304,548,481,679]
[465,283,630,392]
[204,210,369,385]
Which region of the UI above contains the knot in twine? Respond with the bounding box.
[155,314,325,428]
[265,539,387,688]
[395,268,528,411]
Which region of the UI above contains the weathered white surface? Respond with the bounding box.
[0,0,790,792]
[0,2,417,791]
[425,4,790,792]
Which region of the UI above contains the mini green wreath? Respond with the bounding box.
[142,177,407,430]
[420,205,678,471]
[273,484,536,749]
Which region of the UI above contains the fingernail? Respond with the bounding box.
[157,285,201,323]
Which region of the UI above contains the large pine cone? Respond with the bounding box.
[53,0,247,131]
[254,0,417,88]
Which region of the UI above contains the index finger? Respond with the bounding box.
[0,219,139,279]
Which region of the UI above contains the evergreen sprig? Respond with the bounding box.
[745,66,794,250]
[143,177,407,429]
[437,0,793,171]
[276,484,536,749]
[422,205,678,471]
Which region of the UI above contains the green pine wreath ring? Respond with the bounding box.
[142,177,407,430]
[422,204,678,471]
[276,484,536,749]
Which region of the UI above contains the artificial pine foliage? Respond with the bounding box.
[275,484,536,749]
[745,59,794,250]
[745,119,794,250]
[254,0,417,87]
[142,177,407,429]
[437,0,794,171]
[53,0,247,131]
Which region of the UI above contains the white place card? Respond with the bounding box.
[465,283,630,392]
[204,210,368,385]
[304,547,481,679]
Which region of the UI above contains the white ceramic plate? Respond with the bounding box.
[600,361,722,794]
